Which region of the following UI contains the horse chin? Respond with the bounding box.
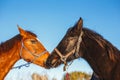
[45,60,54,69]
[43,61,50,68]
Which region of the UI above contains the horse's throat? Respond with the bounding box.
[0,46,20,80]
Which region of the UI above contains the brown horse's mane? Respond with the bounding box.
[82,27,120,61]
[0,31,37,53]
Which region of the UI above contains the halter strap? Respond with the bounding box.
[55,31,83,71]
[21,42,47,58]
[75,31,83,57]
[12,40,48,69]
[54,48,75,63]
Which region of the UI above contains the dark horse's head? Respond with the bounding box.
[46,18,84,68]
[46,17,120,79]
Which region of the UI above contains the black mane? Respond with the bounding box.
[82,28,120,61]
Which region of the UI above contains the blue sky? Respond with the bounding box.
[0,0,120,80]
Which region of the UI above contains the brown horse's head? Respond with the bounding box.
[46,18,83,68]
[18,26,50,68]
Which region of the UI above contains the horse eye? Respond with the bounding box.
[69,37,74,41]
[31,40,37,44]
[70,38,74,40]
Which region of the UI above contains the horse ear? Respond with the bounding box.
[17,25,27,37]
[75,17,83,32]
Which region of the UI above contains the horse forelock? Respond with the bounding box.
[26,31,37,37]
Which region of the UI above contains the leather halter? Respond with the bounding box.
[20,41,47,62]
[55,31,83,71]
[12,40,48,69]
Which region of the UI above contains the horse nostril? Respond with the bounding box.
[51,59,57,65]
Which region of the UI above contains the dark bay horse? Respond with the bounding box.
[46,18,120,80]
[0,26,50,80]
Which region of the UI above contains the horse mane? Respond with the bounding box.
[26,31,37,37]
[0,31,36,53]
[82,28,120,62]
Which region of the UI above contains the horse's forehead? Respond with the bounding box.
[26,31,37,37]
[26,34,37,39]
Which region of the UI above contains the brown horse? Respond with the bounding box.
[0,26,50,80]
[46,18,120,80]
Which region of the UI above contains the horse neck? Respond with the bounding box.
[81,32,119,79]
[0,41,21,80]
